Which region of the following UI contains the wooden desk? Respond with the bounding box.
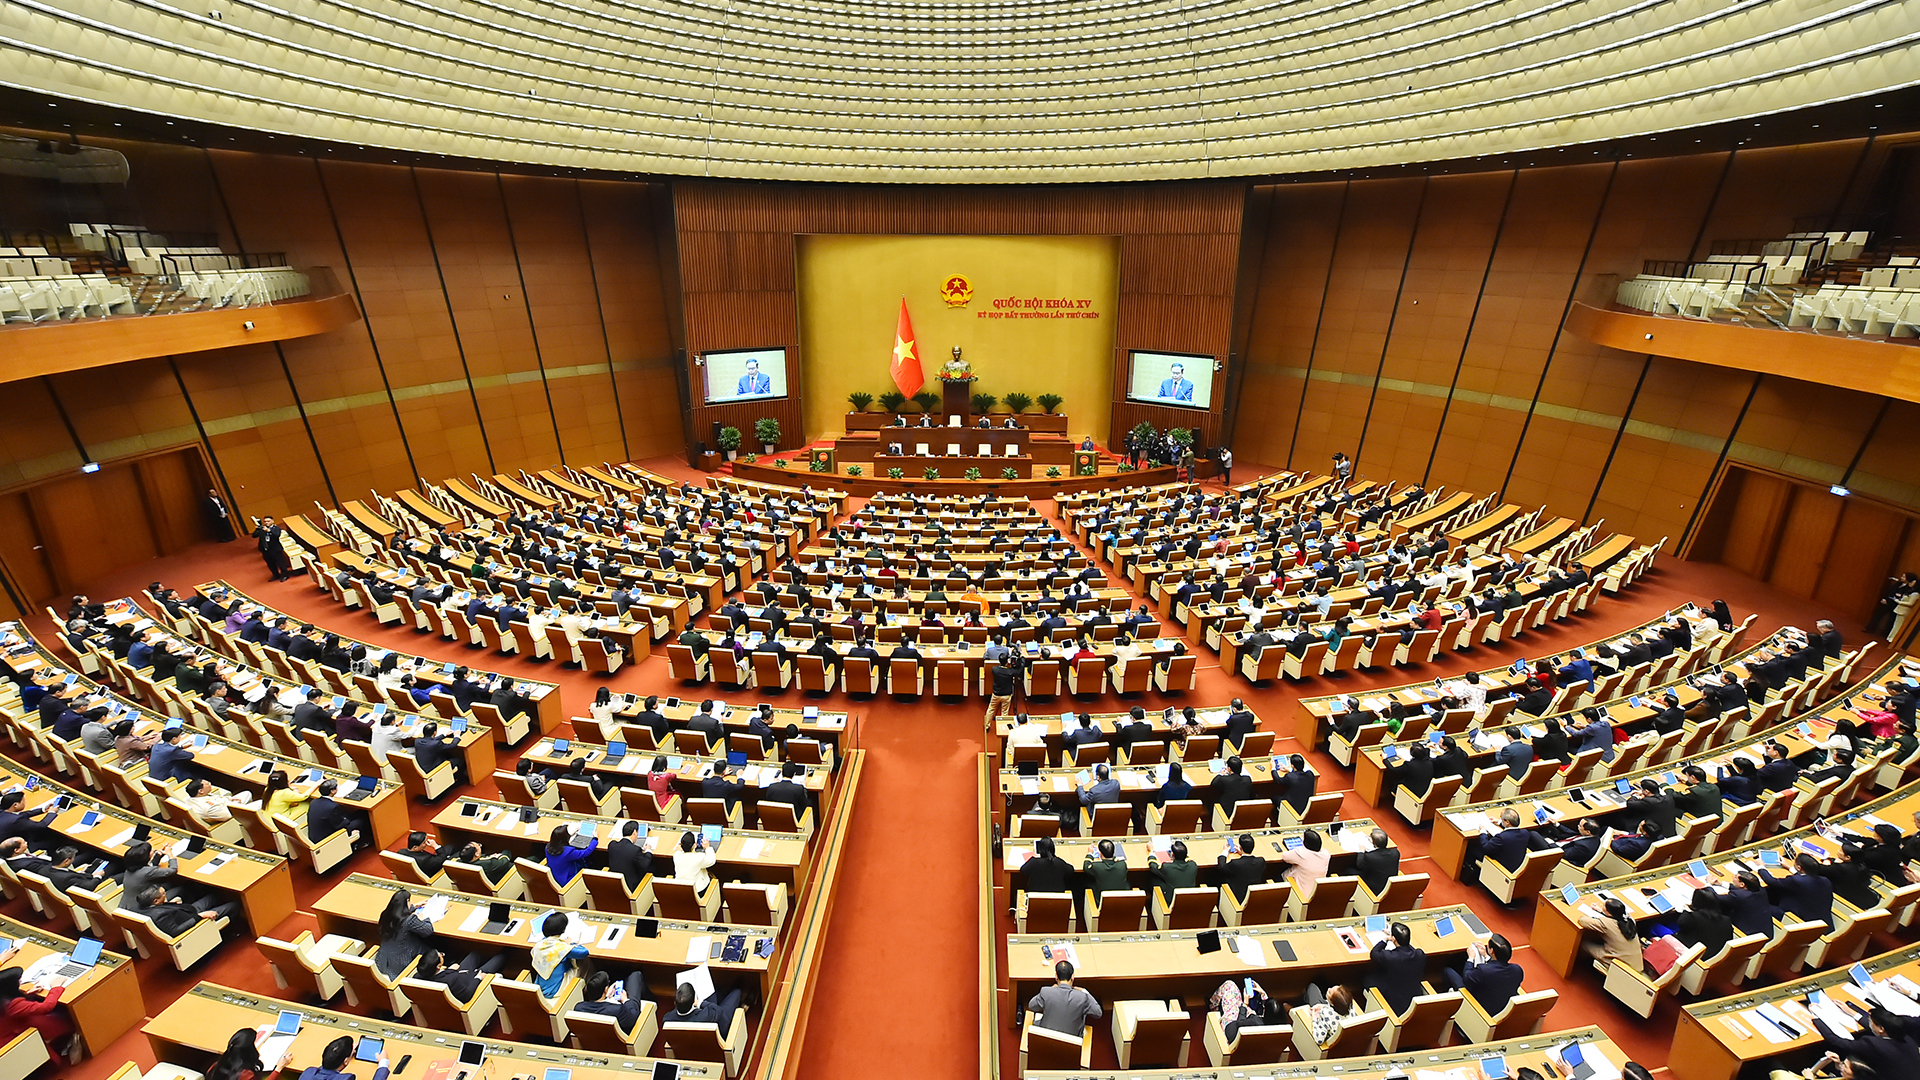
[872,453,1035,479]
[146,982,719,1079]
[1389,491,1474,537]
[490,473,559,511]
[340,501,398,546]
[430,796,812,891]
[1508,516,1577,557]
[1578,533,1638,574]
[277,514,340,564]
[1006,903,1489,1002]
[537,469,600,502]
[395,488,458,529]
[0,912,144,1055]
[997,756,1282,814]
[990,703,1253,766]
[1531,780,1920,978]
[314,874,777,997]
[1450,503,1523,544]
[1671,944,1920,1080]
[518,739,832,821]
[441,478,509,518]
[596,698,854,752]
[1000,821,1385,893]
[1028,1026,1626,1080]
[0,758,295,931]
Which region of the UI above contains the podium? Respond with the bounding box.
[941,379,971,420]
[809,447,836,472]
[1074,450,1100,476]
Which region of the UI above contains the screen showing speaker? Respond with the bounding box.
[703,347,790,405]
[1126,351,1213,409]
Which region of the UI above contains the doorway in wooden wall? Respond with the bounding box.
[1689,463,1920,625]
[0,445,218,620]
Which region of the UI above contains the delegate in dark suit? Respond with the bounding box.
[1369,938,1428,1014]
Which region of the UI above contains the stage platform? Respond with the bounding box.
[728,456,1176,497]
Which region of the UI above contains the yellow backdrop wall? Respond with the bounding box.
[796,234,1119,443]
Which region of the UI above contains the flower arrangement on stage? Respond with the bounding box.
[939,349,977,383]
[939,370,977,384]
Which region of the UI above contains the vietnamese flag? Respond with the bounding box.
[890,297,925,398]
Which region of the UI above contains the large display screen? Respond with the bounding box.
[702,347,790,405]
[1126,350,1214,409]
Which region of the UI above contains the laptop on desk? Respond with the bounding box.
[55,937,103,979]
[480,902,515,935]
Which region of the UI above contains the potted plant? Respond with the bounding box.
[847,465,864,477]
[923,466,941,480]
[911,390,939,413]
[716,425,742,461]
[1117,462,1136,473]
[1001,467,1018,480]
[1003,391,1032,414]
[1169,427,1194,448]
[971,392,997,414]
[1131,420,1157,445]
[877,389,906,414]
[776,458,791,468]
[739,452,758,464]
[809,458,830,473]
[848,391,874,413]
[754,417,782,453]
[886,467,904,479]
[964,467,983,481]
[1077,459,1097,477]
[1036,393,1063,414]
[1045,466,1062,478]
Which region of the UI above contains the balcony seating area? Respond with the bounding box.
[0,222,310,324]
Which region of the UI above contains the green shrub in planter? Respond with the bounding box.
[739,452,758,464]
[1045,466,1062,478]
[1169,427,1194,447]
[754,417,781,449]
[923,467,941,480]
[1001,467,1018,480]
[848,391,874,412]
[1117,462,1136,472]
[1076,460,1097,476]
[809,458,830,473]
[878,390,906,412]
[847,465,864,477]
[716,426,742,453]
[1036,393,1063,414]
[911,390,939,412]
[1003,391,1032,414]
[970,392,996,413]
[964,467,982,481]
[886,467,904,479]
[775,458,790,468]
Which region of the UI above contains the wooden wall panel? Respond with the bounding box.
[673,180,1243,450]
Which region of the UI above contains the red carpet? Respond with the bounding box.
[24,458,1871,1080]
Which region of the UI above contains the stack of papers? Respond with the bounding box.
[1230,935,1268,967]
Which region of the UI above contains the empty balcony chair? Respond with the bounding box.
[1202,1009,1291,1066]
[1110,999,1191,1068]
[655,877,724,922]
[493,974,583,1042]
[1151,886,1218,931]
[722,882,788,928]
[687,797,743,830]
[1351,873,1429,917]
[1083,889,1147,933]
[1219,881,1290,928]
[1452,987,1557,1043]
[1288,1001,1388,1060]
[1146,799,1204,835]
[888,657,924,696]
[751,651,793,691]
[1802,906,1896,970]
[1278,792,1342,827]
[399,967,500,1037]
[934,660,970,698]
[842,657,880,696]
[660,995,752,1077]
[1015,891,1074,935]
[1747,919,1827,982]
[333,951,417,1017]
[256,931,362,1003]
[1393,774,1464,826]
[1079,802,1129,837]
[1212,798,1272,834]
[1370,985,1462,1052]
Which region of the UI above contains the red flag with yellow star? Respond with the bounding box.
[890,297,924,398]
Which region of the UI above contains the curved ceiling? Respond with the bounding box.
[2,0,1916,182]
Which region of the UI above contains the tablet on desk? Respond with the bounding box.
[273,1010,301,1036]
[354,1036,383,1062]
[1482,1055,1510,1080]
[552,739,571,755]
[1435,916,1457,937]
